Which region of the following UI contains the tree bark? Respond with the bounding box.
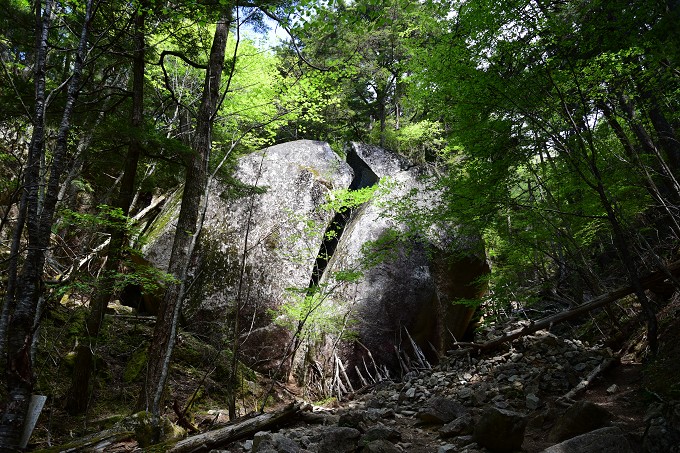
[0,0,94,448]
[138,13,230,423]
[66,4,147,415]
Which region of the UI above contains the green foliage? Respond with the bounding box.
[360,229,403,269]
[374,120,450,164]
[56,204,176,299]
[398,0,679,311]
[275,283,357,343]
[58,204,132,233]
[320,185,377,214]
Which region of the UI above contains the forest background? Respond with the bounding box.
[0,0,679,450]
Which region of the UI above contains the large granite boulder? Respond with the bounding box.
[307,143,489,381]
[143,140,353,371]
[143,140,487,380]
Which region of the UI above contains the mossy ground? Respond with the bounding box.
[27,301,266,451]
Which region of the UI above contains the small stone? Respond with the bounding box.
[405,387,417,399]
[439,414,474,438]
[360,424,402,444]
[362,440,401,453]
[606,384,619,395]
[315,426,360,453]
[457,387,473,399]
[526,393,540,410]
[574,362,588,372]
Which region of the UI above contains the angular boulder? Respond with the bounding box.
[549,401,612,442]
[312,426,361,453]
[143,140,488,381]
[143,140,353,371]
[417,397,469,425]
[542,426,632,453]
[472,407,527,453]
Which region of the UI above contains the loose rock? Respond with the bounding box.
[472,407,527,453]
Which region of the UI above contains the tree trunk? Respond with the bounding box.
[138,13,230,424]
[600,100,680,237]
[0,0,94,448]
[66,5,146,415]
[619,96,680,199]
[168,403,305,453]
[589,168,659,355]
[648,104,680,176]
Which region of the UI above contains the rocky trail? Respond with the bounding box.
[69,318,679,453]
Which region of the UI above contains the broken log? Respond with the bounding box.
[458,260,680,352]
[167,402,306,453]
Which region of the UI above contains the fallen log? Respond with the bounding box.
[556,356,619,406]
[457,260,680,352]
[33,428,134,452]
[167,402,307,453]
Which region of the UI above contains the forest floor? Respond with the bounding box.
[26,294,680,452]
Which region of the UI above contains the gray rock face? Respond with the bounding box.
[542,426,633,453]
[315,143,488,380]
[144,140,487,377]
[472,407,527,453]
[143,140,353,370]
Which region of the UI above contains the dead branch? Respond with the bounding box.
[458,261,680,352]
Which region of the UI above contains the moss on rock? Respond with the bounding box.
[123,348,148,383]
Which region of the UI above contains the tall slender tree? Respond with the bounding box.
[0,0,96,447]
[66,2,147,415]
[138,10,232,424]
